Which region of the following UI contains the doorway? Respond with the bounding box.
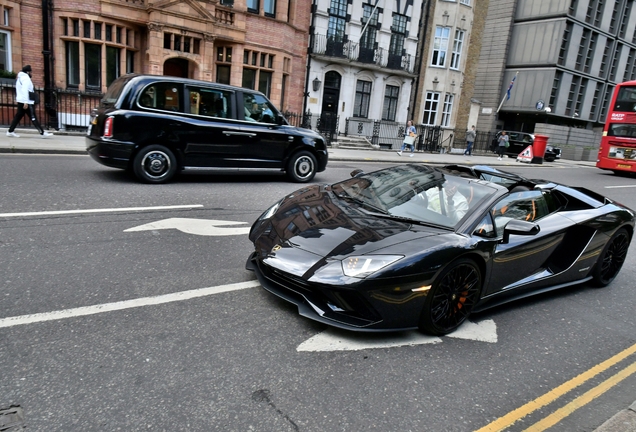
[163,58,189,78]
[319,71,341,141]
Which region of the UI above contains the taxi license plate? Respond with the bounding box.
[616,164,632,170]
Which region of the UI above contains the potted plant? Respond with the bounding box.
[0,69,17,85]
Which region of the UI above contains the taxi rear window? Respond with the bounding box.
[103,77,130,104]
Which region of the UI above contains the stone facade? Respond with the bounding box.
[2,0,309,112]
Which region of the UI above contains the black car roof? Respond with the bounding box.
[114,73,266,96]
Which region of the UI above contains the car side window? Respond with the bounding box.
[473,213,496,238]
[490,190,549,236]
[138,83,182,112]
[186,86,233,119]
[242,93,276,123]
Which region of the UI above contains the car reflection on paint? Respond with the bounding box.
[246,164,634,335]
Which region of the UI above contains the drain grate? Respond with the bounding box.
[0,405,25,431]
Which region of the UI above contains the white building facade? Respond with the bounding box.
[306,0,423,136]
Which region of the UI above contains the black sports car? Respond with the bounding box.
[246,164,634,335]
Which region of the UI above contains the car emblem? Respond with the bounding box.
[271,244,282,253]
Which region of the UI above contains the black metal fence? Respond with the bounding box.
[1,83,103,131]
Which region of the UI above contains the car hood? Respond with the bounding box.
[254,185,445,275]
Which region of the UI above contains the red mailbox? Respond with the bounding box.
[532,134,549,164]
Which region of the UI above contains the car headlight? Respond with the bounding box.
[342,255,404,278]
[259,199,283,220]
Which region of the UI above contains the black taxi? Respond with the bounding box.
[86,74,328,183]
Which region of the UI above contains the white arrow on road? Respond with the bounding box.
[125,218,251,236]
[296,319,497,352]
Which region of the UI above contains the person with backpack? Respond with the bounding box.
[6,65,53,138]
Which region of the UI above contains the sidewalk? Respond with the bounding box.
[0,127,633,431]
[1,127,597,169]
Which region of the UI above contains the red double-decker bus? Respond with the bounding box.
[597,80,636,174]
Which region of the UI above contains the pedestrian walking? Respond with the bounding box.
[464,125,476,156]
[497,130,508,160]
[397,120,417,157]
[6,65,53,138]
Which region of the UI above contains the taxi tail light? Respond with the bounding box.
[103,117,114,138]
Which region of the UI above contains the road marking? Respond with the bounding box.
[0,204,204,218]
[605,184,636,189]
[524,361,636,431]
[125,218,250,236]
[0,280,260,329]
[297,319,497,352]
[475,342,636,432]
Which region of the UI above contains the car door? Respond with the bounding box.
[483,190,567,295]
[236,92,292,168]
[180,85,243,168]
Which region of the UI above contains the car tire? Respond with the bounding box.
[544,157,555,162]
[418,258,482,335]
[286,150,317,183]
[591,228,630,287]
[133,145,177,184]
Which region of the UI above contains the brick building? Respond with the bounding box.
[0,0,309,130]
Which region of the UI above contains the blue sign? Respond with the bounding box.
[536,100,545,111]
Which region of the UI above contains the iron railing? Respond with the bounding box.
[1,83,103,131]
[312,34,414,73]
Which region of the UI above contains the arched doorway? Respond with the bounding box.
[319,71,341,141]
[163,58,189,78]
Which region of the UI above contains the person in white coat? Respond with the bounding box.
[6,65,52,138]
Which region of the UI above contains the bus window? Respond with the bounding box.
[597,80,636,175]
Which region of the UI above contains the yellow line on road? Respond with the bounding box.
[475,343,636,432]
[523,361,636,431]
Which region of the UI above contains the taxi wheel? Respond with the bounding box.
[287,151,316,183]
[133,145,177,184]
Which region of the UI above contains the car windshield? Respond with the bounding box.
[331,165,496,228]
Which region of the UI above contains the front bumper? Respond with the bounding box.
[246,251,423,332]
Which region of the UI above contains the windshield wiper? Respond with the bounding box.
[335,191,388,214]
[360,209,452,230]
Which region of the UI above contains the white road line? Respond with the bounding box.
[0,280,260,329]
[605,185,636,189]
[0,204,204,218]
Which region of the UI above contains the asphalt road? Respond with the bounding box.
[1,154,635,431]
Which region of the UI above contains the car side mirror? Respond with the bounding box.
[276,114,285,126]
[502,219,540,244]
[350,169,365,178]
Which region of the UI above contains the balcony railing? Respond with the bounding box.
[312,34,414,73]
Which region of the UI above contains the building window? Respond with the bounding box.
[258,71,272,97]
[264,0,276,17]
[450,30,464,70]
[460,0,471,4]
[600,38,612,78]
[431,26,450,67]
[558,22,572,66]
[610,43,623,81]
[66,41,80,87]
[590,81,602,119]
[62,18,137,91]
[242,69,256,89]
[549,71,562,109]
[389,14,407,56]
[242,50,274,95]
[382,85,399,121]
[441,93,454,127]
[360,4,379,51]
[599,84,614,123]
[217,65,231,84]
[353,80,372,118]
[423,91,440,125]
[106,46,120,86]
[3,8,8,26]
[126,50,135,74]
[0,31,11,72]
[247,0,259,13]
[328,0,348,43]
[85,43,101,90]
[163,32,202,54]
